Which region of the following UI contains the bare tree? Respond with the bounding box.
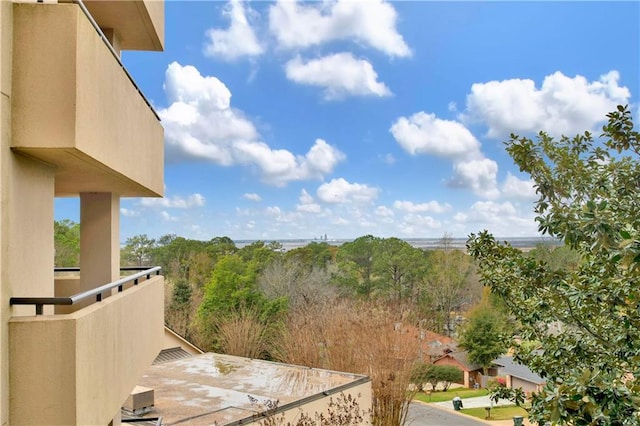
[423,233,478,336]
[280,300,419,426]
[258,258,337,310]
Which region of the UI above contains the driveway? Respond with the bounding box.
[431,395,512,410]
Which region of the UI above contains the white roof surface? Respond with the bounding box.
[137,352,369,425]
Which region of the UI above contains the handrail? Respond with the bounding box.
[68,0,161,121]
[54,266,155,273]
[11,266,161,315]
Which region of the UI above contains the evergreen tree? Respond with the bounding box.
[468,106,640,424]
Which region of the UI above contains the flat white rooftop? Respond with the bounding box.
[136,352,370,425]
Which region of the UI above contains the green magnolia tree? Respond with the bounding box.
[468,106,640,425]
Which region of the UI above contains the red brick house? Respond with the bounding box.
[433,351,491,388]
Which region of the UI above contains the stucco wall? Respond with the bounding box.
[0,1,9,422]
[163,327,204,355]
[2,6,57,416]
[244,381,373,425]
[511,376,542,394]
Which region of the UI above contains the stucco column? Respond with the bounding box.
[109,408,121,426]
[80,193,120,299]
[102,28,121,57]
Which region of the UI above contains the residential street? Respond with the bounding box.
[406,396,530,426]
[406,402,487,426]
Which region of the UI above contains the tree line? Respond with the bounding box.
[54,105,638,425]
[55,230,489,341]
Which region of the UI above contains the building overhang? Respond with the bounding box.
[65,0,164,51]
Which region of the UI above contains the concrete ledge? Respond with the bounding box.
[124,386,154,413]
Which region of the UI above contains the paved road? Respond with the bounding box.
[406,402,486,426]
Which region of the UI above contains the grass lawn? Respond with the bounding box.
[461,405,529,421]
[414,388,489,403]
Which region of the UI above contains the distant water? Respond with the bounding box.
[234,237,561,251]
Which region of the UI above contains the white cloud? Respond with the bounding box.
[296,189,322,213]
[501,173,537,200]
[375,205,394,217]
[454,201,538,236]
[243,193,262,202]
[160,62,255,165]
[381,153,396,165]
[393,200,452,214]
[285,53,391,100]
[390,112,481,159]
[317,178,379,204]
[302,139,347,177]
[333,217,349,226]
[450,158,499,199]
[159,62,344,185]
[140,193,206,209]
[390,111,503,199]
[120,208,139,217]
[297,203,322,213]
[398,214,442,236]
[265,206,301,223]
[266,206,281,216]
[160,211,179,222]
[465,70,631,137]
[235,138,345,186]
[163,62,234,111]
[269,0,411,57]
[299,189,314,205]
[203,0,264,61]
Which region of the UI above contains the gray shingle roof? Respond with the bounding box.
[435,350,482,371]
[153,347,193,364]
[494,355,544,384]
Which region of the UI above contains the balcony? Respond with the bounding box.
[79,0,164,52]
[11,3,164,197]
[9,268,164,425]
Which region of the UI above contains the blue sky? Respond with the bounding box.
[55,0,639,242]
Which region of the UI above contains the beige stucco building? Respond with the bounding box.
[0,0,166,424]
[1,2,373,424]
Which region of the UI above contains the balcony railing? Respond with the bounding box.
[10,266,161,315]
[9,267,164,425]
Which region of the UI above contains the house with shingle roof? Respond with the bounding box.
[433,351,493,388]
[393,323,458,362]
[493,355,545,393]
